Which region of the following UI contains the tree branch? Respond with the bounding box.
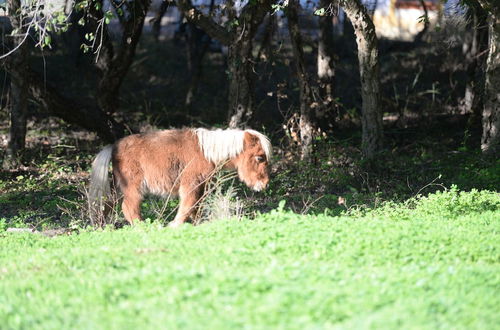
[476,0,500,16]
[6,65,128,142]
[176,0,231,45]
[240,0,273,33]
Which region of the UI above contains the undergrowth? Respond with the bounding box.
[346,185,500,220]
[0,117,499,230]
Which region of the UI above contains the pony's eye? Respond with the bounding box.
[255,156,265,162]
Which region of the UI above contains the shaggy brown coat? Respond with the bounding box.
[90,128,271,227]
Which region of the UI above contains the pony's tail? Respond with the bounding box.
[89,145,113,215]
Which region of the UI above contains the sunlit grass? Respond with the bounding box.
[1,189,498,329]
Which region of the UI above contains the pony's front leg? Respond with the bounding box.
[168,185,202,228]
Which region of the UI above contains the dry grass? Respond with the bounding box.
[59,166,247,228]
[194,172,247,225]
[58,183,124,229]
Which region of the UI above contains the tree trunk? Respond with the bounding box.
[90,0,150,115]
[185,22,211,107]
[177,0,271,128]
[340,0,383,159]
[481,11,500,155]
[152,0,170,41]
[5,81,28,166]
[463,0,488,137]
[317,0,336,126]
[227,34,255,128]
[227,6,271,128]
[184,0,214,108]
[257,14,276,61]
[287,0,316,160]
[3,0,29,168]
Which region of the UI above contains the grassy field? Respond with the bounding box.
[1,188,498,329]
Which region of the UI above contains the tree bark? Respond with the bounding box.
[479,6,500,155]
[3,0,29,168]
[287,0,316,160]
[463,1,488,122]
[227,28,256,128]
[340,0,383,159]
[317,0,336,125]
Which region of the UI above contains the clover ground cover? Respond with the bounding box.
[0,190,498,329]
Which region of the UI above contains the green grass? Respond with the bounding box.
[1,189,499,329]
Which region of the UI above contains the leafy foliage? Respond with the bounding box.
[348,185,499,220]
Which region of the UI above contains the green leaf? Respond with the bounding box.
[80,43,91,53]
[104,10,114,24]
[57,13,67,24]
[314,8,325,16]
[44,35,52,46]
[75,0,88,11]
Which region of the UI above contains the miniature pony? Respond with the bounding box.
[89,128,272,227]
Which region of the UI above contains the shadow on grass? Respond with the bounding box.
[0,189,78,229]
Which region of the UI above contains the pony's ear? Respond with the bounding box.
[244,132,259,148]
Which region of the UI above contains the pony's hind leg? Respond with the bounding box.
[113,159,144,225]
[122,187,143,224]
[168,185,203,228]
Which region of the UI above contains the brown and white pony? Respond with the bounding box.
[89,128,272,227]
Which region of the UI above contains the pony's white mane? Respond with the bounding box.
[194,128,272,164]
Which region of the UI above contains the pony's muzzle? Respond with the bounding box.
[253,180,268,192]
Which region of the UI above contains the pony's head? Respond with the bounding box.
[194,128,272,192]
[234,130,272,192]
